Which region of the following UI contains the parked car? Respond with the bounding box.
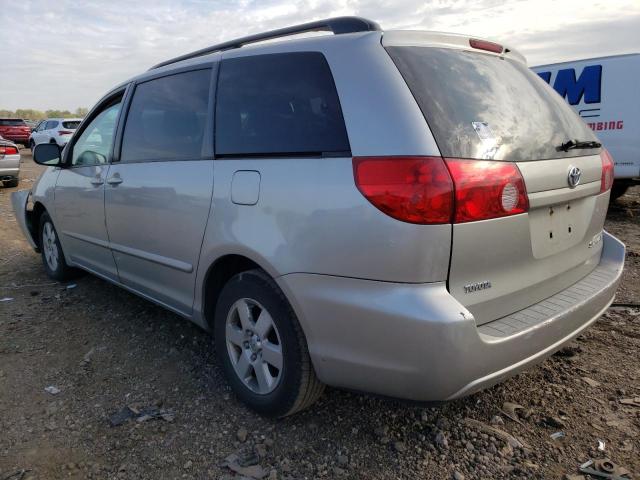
[533,54,640,199]
[24,119,40,131]
[29,118,82,149]
[12,17,625,417]
[0,138,20,187]
[0,118,31,147]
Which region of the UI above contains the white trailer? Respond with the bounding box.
[533,54,640,198]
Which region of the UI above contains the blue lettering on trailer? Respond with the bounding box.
[536,65,602,105]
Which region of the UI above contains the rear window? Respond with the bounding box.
[62,121,81,129]
[215,52,350,157]
[121,69,211,162]
[0,119,26,126]
[386,47,599,161]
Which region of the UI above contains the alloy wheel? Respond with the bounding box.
[225,298,283,394]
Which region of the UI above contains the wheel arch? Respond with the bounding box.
[27,200,48,249]
[201,253,268,331]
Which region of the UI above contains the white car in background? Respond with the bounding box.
[29,118,82,149]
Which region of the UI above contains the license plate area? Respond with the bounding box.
[529,197,593,259]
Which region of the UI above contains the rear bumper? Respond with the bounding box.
[3,135,29,144]
[278,231,625,401]
[1,155,21,179]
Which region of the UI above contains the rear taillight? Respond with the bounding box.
[352,156,530,224]
[353,156,454,224]
[469,38,503,54]
[0,145,19,156]
[445,159,528,223]
[600,148,614,193]
[58,130,73,135]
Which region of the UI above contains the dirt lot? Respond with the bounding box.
[1,151,639,480]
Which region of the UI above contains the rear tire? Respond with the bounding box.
[610,183,629,200]
[214,269,324,417]
[39,212,77,281]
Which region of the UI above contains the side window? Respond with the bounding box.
[44,121,54,130]
[120,69,211,162]
[71,101,121,166]
[215,52,350,156]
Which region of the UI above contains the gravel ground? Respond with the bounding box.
[1,151,639,480]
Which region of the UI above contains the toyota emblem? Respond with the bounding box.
[567,166,582,188]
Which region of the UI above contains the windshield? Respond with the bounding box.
[386,47,599,161]
[0,119,27,127]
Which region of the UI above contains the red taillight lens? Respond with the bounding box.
[445,159,528,223]
[0,145,19,156]
[58,130,73,135]
[600,148,614,193]
[469,38,503,54]
[353,156,454,224]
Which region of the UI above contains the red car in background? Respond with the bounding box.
[0,119,31,147]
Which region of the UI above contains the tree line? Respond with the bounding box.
[0,108,89,120]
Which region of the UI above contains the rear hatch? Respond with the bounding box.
[0,119,30,138]
[385,34,610,325]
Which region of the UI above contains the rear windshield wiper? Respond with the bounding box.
[556,139,602,152]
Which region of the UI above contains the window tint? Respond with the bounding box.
[386,47,599,161]
[45,121,58,130]
[216,52,350,156]
[62,121,81,129]
[71,101,121,166]
[121,69,210,162]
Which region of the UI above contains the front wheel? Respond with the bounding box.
[39,212,76,281]
[214,270,324,417]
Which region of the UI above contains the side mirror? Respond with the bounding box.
[33,143,62,166]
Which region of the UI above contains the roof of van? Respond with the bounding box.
[142,28,525,76]
[105,18,527,99]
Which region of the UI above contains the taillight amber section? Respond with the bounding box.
[444,159,528,223]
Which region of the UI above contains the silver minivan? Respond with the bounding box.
[12,17,625,417]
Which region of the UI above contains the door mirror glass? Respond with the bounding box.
[33,143,61,166]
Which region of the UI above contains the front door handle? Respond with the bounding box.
[90,175,104,186]
[106,174,123,185]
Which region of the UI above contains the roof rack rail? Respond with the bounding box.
[150,16,381,70]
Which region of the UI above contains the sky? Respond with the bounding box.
[0,0,639,111]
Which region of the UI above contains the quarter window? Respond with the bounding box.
[215,52,350,157]
[121,69,211,162]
